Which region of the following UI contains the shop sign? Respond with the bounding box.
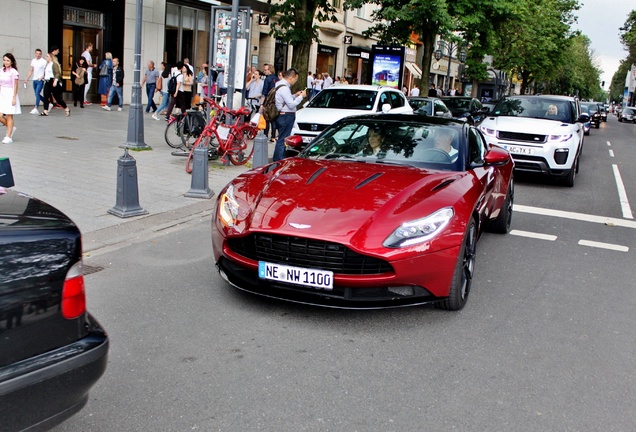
[63,6,103,29]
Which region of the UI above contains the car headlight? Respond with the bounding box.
[218,184,239,227]
[548,134,573,143]
[480,126,496,137]
[383,207,454,248]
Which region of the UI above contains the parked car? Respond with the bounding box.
[407,96,453,118]
[580,102,601,133]
[597,103,608,122]
[213,114,514,311]
[0,188,108,431]
[618,107,636,123]
[441,96,488,125]
[479,95,587,187]
[291,85,413,146]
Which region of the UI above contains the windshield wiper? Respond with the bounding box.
[322,153,358,160]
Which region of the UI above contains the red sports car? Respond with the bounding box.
[212,114,514,310]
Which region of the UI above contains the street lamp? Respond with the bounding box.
[436,40,466,94]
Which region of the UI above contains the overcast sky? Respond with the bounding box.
[573,0,634,88]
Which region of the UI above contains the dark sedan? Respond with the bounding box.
[441,96,488,125]
[407,96,453,118]
[580,102,601,133]
[0,188,108,431]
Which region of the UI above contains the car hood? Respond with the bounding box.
[295,107,375,126]
[229,158,466,246]
[482,116,575,133]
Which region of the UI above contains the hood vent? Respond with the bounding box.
[306,167,328,185]
[431,178,456,192]
[355,172,384,189]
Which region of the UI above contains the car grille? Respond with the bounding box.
[297,123,329,132]
[227,234,393,275]
[497,131,546,143]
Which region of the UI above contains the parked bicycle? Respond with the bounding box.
[185,97,258,173]
[164,97,226,150]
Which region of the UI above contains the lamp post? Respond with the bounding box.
[434,40,466,95]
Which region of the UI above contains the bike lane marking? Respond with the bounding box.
[612,164,634,219]
[578,240,629,252]
[510,230,557,241]
[513,205,636,229]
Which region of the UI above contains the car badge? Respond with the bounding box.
[311,124,318,131]
[290,223,311,229]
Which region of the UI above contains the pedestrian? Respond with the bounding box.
[246,69,263,113]
[306,71,314,98]
[71,56,88,108]
[141,60,160,113]
[182,63,194,110]
[23,49,47,115]
[215,67,227,96]
[165,61,186,121]
[313,72,323,96]
[428,83,437,97]
[402,85,408,94]
[0,53,21,143]
[97,52,113,106]
[260,63,279,142]
[80,42,96,105]
[197,63,209,97]
[273,68,306,161]
[410,86,420,97]
[153,62,170,120]
[323,72,333,88]
[40,51,69,117]
[103,57,124,111]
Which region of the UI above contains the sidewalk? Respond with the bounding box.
[0,102,272,251]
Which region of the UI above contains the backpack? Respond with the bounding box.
[262,85,283,122]
[168,73,181,95]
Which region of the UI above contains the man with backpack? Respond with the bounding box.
[260,64,279,142]
[272,68,306,161]
[165,61,185,121]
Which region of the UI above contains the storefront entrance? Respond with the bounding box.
[316,44,337,76]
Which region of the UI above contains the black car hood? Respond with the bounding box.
[0,189,75,230]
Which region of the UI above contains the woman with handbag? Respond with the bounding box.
[97,52,113,106]
[72,56,88,108]
[40,51,69,117]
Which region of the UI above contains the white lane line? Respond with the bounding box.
[510,230,558,241]
[609,149,615,157]
[514,205,636,229]
[607,141,611,146]
[612,164,634,219]
[578,240,629,252]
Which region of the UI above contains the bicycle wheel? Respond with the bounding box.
[186,135,212,174]
[227,125,257,166]
[180,112,203,149]
[165,118,185,149]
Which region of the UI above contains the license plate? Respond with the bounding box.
[301,136,314,143]
[502,145,534,155]
[258,261,333,290]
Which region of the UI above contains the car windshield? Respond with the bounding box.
[581,103,597,113]
[299,119,463,172]
[624,108,635,115]
[443,98,470,112]
[412,100,432,114]
[492,97,574,122]
[307,89,378,110]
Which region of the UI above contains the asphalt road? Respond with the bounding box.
[54,115,635,431]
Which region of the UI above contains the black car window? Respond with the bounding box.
[468,128,486,165]
[389,92,405,108]
[307,89,378,110]
[434,100,449,115]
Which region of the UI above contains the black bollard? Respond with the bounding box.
[184,144,214,199]
[108,149,148,218]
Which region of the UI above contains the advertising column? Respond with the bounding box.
[369,46,405,90]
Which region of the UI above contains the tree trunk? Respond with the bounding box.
[419,28,437,94]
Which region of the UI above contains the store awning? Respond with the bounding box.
[405,62,422,79]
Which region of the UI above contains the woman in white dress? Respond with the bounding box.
[0,53,21,144]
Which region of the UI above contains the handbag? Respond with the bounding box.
[0,157,15,188]
[74,68,85,86]
[99,62,109,76]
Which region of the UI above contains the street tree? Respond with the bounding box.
[267,0,339,91]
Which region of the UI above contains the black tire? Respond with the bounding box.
[180,116,198,149]
[437,219,477,311]
[488,178,514,234]
[563,155,578,187]
[185,135,212,174]
[165,119,185,149]
[584,129,589,136]
[227,125,257,165]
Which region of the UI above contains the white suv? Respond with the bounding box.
[291,85,413,145]
[479,95,586,187]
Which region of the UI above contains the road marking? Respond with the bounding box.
[514,205,636,229]
[609,149,614,157]
[510,230,557,241]
[578,240,629,252]
[612,164,634,219]
[607,141,611,146]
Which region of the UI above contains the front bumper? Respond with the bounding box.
[0,315,108,432]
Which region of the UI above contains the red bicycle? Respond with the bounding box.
[185,97,258,173]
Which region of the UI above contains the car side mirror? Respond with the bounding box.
[381,103,392,113]
[435,111,446,117]
[284,135,304,150]
[481,107,490,114]
[577,113,590,123]
[484,145,511,166]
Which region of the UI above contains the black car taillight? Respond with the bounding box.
[62,261,86,319]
